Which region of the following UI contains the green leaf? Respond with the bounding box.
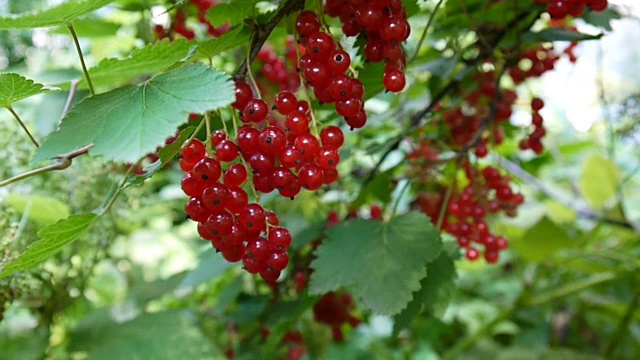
[394,247,457,331]
[177,250,233,292]
[309,212,442,315]
[510,217,577,263]
[522,29,603,43]
[0,0,113,29]
[291,221,325,250]
[158,126,198,164]
[69,311,219,360]
[5,194,71,227]
[358,62,385,100]
[0,73,49,107]
[87,39,194,89]
[128,125,198,185]
[196,25,252,59]
[0,214,98,278]
[352,170,394,207]
[33,63,234,164]
[0,329,50,360]
[578,154,621,209]
[206,0,255,28]
[582,8,621,31]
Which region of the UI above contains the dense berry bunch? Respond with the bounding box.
[295,11,369,129]
[233,81,344,197]
[155,0,229,40]
[179,138,292,283]
[312,292,360,341]
[442,164,524,263]
[519,97,546,154]
[323,0,411,93]
[256,38,301,93]
[534,0,608,19]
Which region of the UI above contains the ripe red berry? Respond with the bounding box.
[241,99,269,123]
[320,125,344,149]
[383,69,406,92]
[268,226,292,251]
[215,139,239,162]
[315,147,340,170]
[258,126,287,156]
[223,163,248,187]
[238,203,267,234]
[192,157,222,184]
[232,81,253,110]
[181,139,206,164]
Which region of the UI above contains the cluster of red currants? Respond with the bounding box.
[312,292,361,342]
[155,0,229,40]
[443,165,524,263]
[519,98,546,154]
[508,45,561,84]
[256,38,301,93]
[179,137,293,284]
[535,0,608,19]
[324,0,411,92]
[295,11,369,129]
[234,81,345,197]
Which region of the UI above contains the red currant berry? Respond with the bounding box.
[238,203,266,234]
[315,147,340,170]
[192,157,222,184]
[298,164,323,190]
[268,226,292,251]
[320,126,344,149]
[225,186,249,214]
[223,163,248,186]
[202,183,230,211]
[232,81,253,110]
[383,69,406,92]
[216,140,239,162]
[258,126,287,156]
[241,99,269,123]
[181,139,206,164]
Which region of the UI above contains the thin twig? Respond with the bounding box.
[67,24,95,95]
[411,0,446,61]
[0,145,93,188]
[61,79,80,119]
[6,106,39,148]
[96,158,140,216]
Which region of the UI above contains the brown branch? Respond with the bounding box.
[233,0,306,80]
[0,145,93,188]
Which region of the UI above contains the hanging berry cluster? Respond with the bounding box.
[313,292,360,342]
[295,11,369,128]
[519,98,546,153]
[534,0,608,19]
[324,0,411,92]
[443,165,524,263]
[256,39,301,93]
[179,137,293,284]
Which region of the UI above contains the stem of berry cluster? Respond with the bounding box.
[204,111,213,156]
[6,106,39,148]
[411,0,445,61]
[67,23,96,96]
